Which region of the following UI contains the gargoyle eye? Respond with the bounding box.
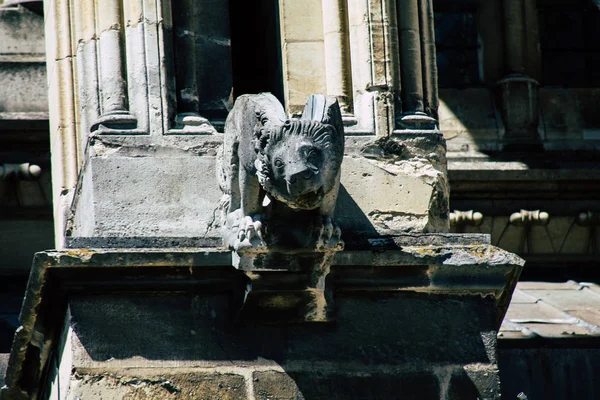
[274,158,285,169]
[306,149,321,166]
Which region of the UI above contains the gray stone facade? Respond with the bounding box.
[4,0,600,399]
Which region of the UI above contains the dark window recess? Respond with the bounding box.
[434,1,480,87]
[229,0,285,105]
[538,0,600,86]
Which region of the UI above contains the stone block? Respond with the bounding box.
[65,290,498,369]
[0,63,48,113]
[253,370,440,400]
[282,42,326,114]
[539,88,581,141]
[448,364,501,400]
[574,88,600,131]
[337,135,449,238]
[0,7,45,56]
[279,0,324,42]
[69,294,241,366]
[70,144,222,241]
[286,292,497,365]
[0,354,8,388]
[253,371,302,400]
[69,371,247,400]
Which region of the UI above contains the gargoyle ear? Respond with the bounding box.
[301,94,344,140]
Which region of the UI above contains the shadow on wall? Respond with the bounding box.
[334,184,379,246]
[64,291,496,399]
[499,346,600,400]
[439,86,600,156]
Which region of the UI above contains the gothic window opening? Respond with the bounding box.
[538,0,600,86]
[433,0,481,87]
[171,0,235,123]
[229,0,284,105]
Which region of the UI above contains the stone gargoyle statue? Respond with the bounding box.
[218,93,345,252]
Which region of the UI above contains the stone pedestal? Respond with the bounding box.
[1,236,522,400]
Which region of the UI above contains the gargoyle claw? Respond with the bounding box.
[316,216,344,251]
[233,214,266,251]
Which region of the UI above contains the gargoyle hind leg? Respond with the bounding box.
[315,172,344,251]
[233,167,267,251]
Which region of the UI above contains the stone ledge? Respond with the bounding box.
[64,233,488,250]
[0,242,522,400]
[65,236,223,249]
[52,364,503,400]
[69,371,247,400]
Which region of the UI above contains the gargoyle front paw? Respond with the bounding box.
[233,214,266,252]
[315,216,344,251]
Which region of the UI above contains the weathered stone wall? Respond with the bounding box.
[67,133,448,242]
[0,2,524,400]
[0,245,522,400]
[42,0,449,247]
[0,5,54,274]
[499,347,600,400]
[64,292,500,399]
[0,5,47,113]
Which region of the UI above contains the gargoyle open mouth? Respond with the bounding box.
[293,186,325,209]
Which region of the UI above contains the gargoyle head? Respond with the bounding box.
[255,117,344,210]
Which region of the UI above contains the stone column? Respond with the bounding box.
[347,0,397,136]
[347,0,376,134]
[322,0,353,115]
[397,0,424,113]
[503,0,525,74]
[498,0,541,149]
[418,0,438,120]
[72,0,99,150]
[44,0,79,247]
[395,0,438,130]
[91,0,137,131]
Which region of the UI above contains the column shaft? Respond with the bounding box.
[503,0,525,73]
[322,0,353,114]
[347,0,376,133]
[397,0,424,113]
[73,0,99,147]
[96,0,128,114]
[418,0,438,119]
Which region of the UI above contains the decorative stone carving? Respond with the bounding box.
[450,210,484,227]
[0,163,41,180]
[509,209,550,226]
[218,93,345,253]
[576,211,600,227]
